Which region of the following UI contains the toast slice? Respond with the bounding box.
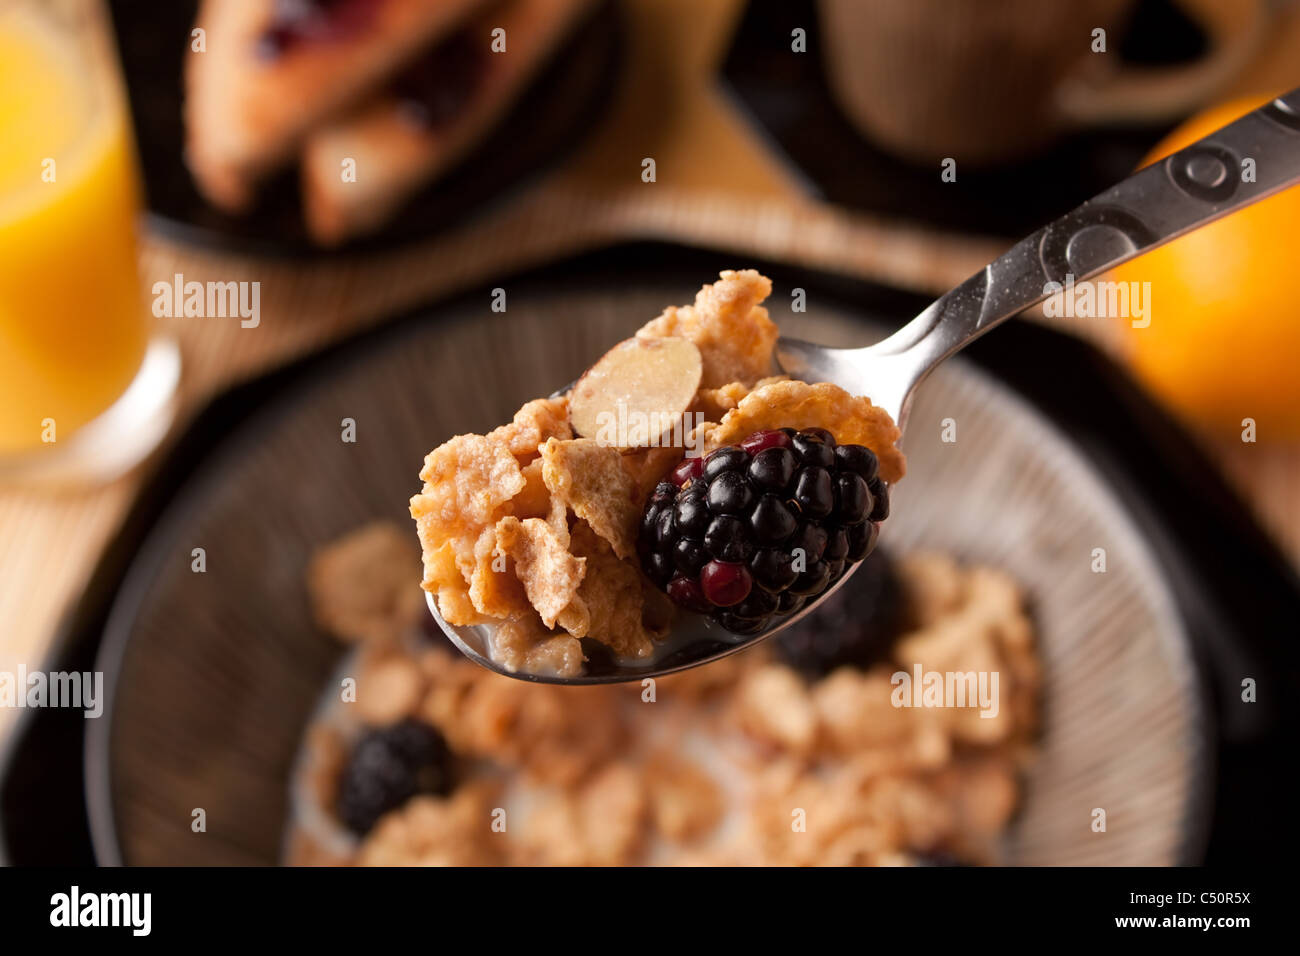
[300,0,594,245]
[185,0,487,212]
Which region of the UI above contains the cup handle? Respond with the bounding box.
[1055,0,1272,126]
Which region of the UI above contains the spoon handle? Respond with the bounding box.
[871,87,1300,422]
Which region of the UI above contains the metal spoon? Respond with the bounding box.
[430,88,1300,684]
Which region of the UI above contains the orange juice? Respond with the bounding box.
[0,5,148,454]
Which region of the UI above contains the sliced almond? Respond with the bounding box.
[568,336,702,447]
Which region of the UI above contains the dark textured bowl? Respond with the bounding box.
[82,276,1205,865]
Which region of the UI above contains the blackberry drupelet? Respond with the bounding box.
[336,718,455,835]
[639,428,892,634]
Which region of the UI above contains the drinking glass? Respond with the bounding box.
[0,0,178,483]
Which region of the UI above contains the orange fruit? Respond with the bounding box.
[1109,94,1300,440]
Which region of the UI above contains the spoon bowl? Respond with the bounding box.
[426,559,868,684]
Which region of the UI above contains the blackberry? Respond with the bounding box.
[640,428,891,634]
[336,719,455,835]
[773,546,904,679]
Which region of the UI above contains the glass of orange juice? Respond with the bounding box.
[0,0,178,483]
